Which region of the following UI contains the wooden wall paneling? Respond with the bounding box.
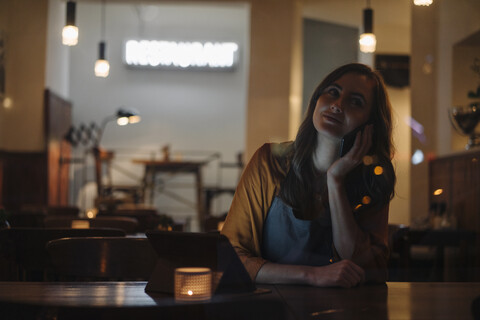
[0,156,3,205]
[44,89,71,206]
[430,151,480,280]
[0,89,71,211]
[451,155,468,230]
[1,152,47,211]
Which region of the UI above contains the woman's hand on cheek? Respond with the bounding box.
[306,260,366,288]
[327,124,373,182]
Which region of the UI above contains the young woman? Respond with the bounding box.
[221,63,396,288]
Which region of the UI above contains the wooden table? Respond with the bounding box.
[276,282,480,319]
[1,281,479,319]
[0,281,282,319]
[132,160,206,230]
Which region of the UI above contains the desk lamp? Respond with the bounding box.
[95,108,141,146]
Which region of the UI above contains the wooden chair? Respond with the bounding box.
[205,213,227,232]
[44,216,139,234]
[202,152,243,231]
[8,212,46,228]
[19,204,80,217]
[46,237,157,281]
[387,224,410,281]
[46,205,80,217]
[99,207,177,232]
[0,227,126,281]
[8,205,81,228]
[93,147,144,210]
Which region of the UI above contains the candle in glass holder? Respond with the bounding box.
[174,267,212,301]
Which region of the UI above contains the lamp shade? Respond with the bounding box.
[174,268,212,301]
[116,108,141,125]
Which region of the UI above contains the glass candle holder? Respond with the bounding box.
[174,267,212,301]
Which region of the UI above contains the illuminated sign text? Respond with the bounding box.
[124,40,239,70]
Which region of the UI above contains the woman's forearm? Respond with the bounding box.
[327,174,362,260]
[256,260,366,288]
[256,262,311,285]
[327,174,388,268]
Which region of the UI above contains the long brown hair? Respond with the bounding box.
[279,63,396,216]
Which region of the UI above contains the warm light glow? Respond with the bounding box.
[433,189,443,196]
[354,204,363,211]
[116,117,129,126]
[128,115,141,124]
[359,33,376,53]
[95,59,110,77]
[71,220,90,229]
[363,155,373,166]
[125,40,239,69]
[3,97,13,109]
[86,209,97,219]
[414,0,433,6]
[362,196,372,204]
[374,166,384,175]
[174,268,212,302]
[62,25,78,46]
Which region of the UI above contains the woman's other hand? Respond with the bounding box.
[306,260,366,288]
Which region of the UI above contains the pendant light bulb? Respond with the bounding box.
[95,59,110,78]
[414,0,433,6]
[359,34,376,53]
[62,1,78,46]
[359,7,376,53]
[95,42,110,78]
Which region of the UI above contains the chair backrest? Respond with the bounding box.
[8,205,81,228]
[46,237,157,281]
[44,216,139,234]
[99,208,164,232]
[0,227,126,281]
[8,212,46,228]
[19,204,80,217]
[46,205,80,217]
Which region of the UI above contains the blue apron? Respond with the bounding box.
[261,196,334,266]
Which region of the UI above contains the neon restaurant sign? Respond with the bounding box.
[124,40,239,70]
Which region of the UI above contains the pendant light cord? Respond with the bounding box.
[101,0,106,41]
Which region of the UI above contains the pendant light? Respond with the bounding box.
[95,0,110,77]
[414,0,433,6]
[62,1,78,46]
[359,0,376,53]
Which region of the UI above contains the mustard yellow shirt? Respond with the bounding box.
[221,142,389,282]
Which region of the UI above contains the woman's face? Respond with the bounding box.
[312,72,374,140]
